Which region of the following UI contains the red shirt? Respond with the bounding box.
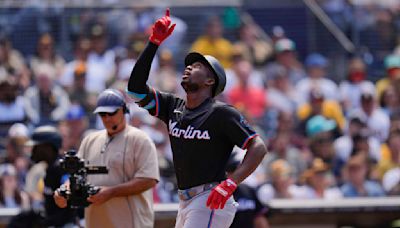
[227,86,267,119]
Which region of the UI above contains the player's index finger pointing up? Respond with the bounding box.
[166,8,170,17]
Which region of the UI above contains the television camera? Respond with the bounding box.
[58,149,108,208]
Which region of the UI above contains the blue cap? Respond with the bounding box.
[66,104,86,120]
[306,115,336,137]
[305,53,328,68]
[94,89,125,113]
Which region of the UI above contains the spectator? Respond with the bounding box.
[299,158,342,199]
[339,56,376,113]
[227,58,267,122]
[261,132,307,182]
[87,23,116,78]
[376,54,400,100]
[0,164,29,209]
[6,123,30,188]
[61,104,89,150]
[306,115,343,181]
[266,64,301,114]
[227,153,270,228]
[22,125,75,227]
[348,82,390,143]
[296,53,338,104]
[24,63,71,126]
[376,127,400,179]
[257,159,302,205]
[60,36,110,94]
[382,166,400,195]
[0,72,27,137]
[190,15,234,68]
[379,85,400,116]
[152,49,182,95]
[0,36,30,90]
[29,33,65,81]
[233,22,273,68]
[297,89,345,135]
[341,154,386,197]
[334,115,381,164]
[263,38,306,85]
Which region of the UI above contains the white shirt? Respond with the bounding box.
[349,108,390,142]
[0,96,25,122]
[296,77,338,104]
[59,60,111,93]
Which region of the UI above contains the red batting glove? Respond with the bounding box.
[149,8,176,46]
[206,178,237,210]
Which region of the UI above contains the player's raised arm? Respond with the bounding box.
[127,8,176,97]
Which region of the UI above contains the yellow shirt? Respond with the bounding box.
[376,143,397,179]
[376,77,390,101]
[297,100,346,131]
[191,36,233,68]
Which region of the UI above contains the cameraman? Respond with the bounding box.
[9,125,75,227]
[54,89,159,228]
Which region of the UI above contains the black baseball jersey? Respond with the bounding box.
[147,89,257,189]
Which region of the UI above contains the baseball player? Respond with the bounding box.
[126,9,267,228]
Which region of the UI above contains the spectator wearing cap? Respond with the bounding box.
[263,38,306,85]
[59,104,89,150]
[60,36,112,94]
[297,89,345,135]
[341,153,385,197]
[334,115,381,165]
[306,115,344,180]
[296,53,338,104]
[0,164,30,210]
[257,159,303,205]
[299,158,342,199]
[266,64,301,114]
[338,57,376,114]
[5,123,30,189]
[376,54,400,101]
[87,23,116,76]
[24,63,71,126]
[261,132,307,183]
[190,16,234,68]
[64,61,98,125]
[348,83,390,143]
[30,33,65,82]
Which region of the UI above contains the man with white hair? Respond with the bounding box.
[24,63,70,126]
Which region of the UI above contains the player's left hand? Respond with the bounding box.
[87,186,113,205]
[149,8,176,46]
[206,178,237,210]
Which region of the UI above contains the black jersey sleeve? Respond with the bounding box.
[220,105,258,149]
[126,41,183,123]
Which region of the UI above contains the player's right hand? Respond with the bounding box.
[53,186,68,208]
[149,8,176,46]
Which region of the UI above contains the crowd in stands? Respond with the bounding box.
[0,3,399,219]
